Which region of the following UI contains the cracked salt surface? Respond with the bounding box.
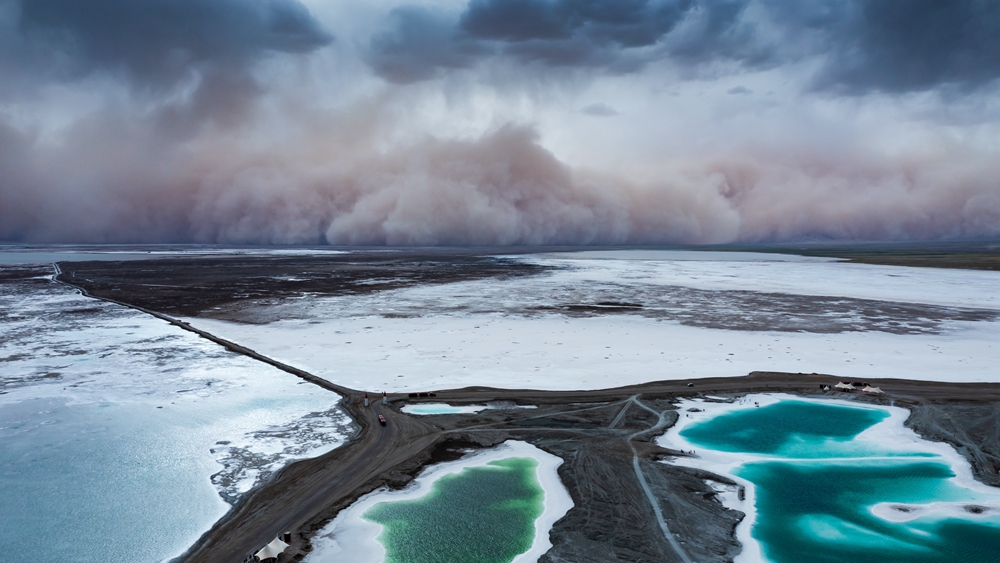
[183,251,1000,391]
[211,406,354,502]
[0,267,354,562]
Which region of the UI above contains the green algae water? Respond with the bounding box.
[364,458,544,563]
[678,398,1000,563]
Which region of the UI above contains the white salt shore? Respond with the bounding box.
[184,313,1000,392]
[870,501,1000,524]
[541,250,1000,309]
[305,440,573,563]
[656,394,1000,563]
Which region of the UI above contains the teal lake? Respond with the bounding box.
[363,458,543,563]
[678,399,1000,563]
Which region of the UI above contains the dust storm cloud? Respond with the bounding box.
[1,0,999,244]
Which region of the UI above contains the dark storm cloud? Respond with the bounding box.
[1,0,331,91]
[460,0,695,46]
[367,0,1000,93]
[368,0,700,81]
[2,0,999,246]
[816,0,1000,93]
[367,6,489,84]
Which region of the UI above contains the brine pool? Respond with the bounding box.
[659,395,1000,563]
[399,403,538,415]
[307,440,572,563]
[400,403,488,415]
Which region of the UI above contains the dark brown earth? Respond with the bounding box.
[54,254,1000,337]
[43,254,1000,563]
[56,250,551,318]
[732,241,1000,271]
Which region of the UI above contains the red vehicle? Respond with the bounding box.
[378,415,387,426]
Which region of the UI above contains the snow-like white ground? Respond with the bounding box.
[533,251,1000,309]
[656,394,1000,563]
[0,273,353,478]
[306,440,572,563]
[183,251,1000,392]
[0,271,353,562]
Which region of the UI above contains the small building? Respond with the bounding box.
[255,537,289,562]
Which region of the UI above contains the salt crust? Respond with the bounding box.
[306,440,573,563]
[186,313,1000,392]
[870,501,999,523]
[181,251,1000,391]
[656,393,1000,563]
[538,250,1000,308]
[543,250,836,262]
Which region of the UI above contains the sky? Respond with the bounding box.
[1,0,999,245]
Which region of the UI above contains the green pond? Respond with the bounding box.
[680,399,1000,563]
[363,457,543,563]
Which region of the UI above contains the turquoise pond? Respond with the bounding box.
[679,399,1000,563]
[401,404,484,415]
[363,458,543,563]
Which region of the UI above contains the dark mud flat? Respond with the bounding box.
[526,284,998,334]
[735,241,1000,271]
[55,249,552,318]
[57,254,999,335]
